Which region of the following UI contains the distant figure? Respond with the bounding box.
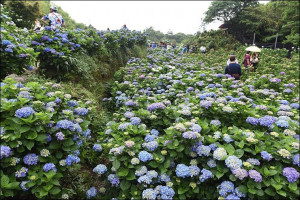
[286,49,292,59]
[122,24,128,30]
[226,53,239,66]
[225,55,242,80]
[41,6,65,30]
[186,44,190,53]
[33,18,42,31]
[172,42,176,48]
[192,45,197,53]
[151,42,157,49]
[107,28,110,31]
[167,42,172,50]
[182,45,187,53]
[250,53,259,71]
[243,51,251,68]
[200,45,206,54]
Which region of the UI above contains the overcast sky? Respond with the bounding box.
[51,1,268,35]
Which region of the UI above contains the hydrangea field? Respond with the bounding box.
[1,3,300,200]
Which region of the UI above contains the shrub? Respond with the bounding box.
[0,77,94,198]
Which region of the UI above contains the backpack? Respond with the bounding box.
[228,65,240,79]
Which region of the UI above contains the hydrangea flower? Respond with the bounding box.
[138,151,153,162]
[43,163,57,172]
[0,145,12,159]
[86,187,97,199]
[225,155,242,170]
[130,117,141,125]
[282,167,299,183]
[175,164,191,178]
[248,170,262,182]
[261,151,273,161]
[74,107,88,116]
[23,153,39,165]
[142,188,157,200]
[199,168,212,182]
[142,141,159,151]
[108,174,120,186]
[232,168,248,180]
[15,167,28,178]
[197,145,211,156]
[92,144,103,152]
[93,164,107,175]
[15,107,35,118]
[213,148,227,160]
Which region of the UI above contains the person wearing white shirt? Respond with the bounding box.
[200,46,206,53]
[226,53,238,66]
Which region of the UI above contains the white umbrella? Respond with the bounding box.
[245,46,261,52]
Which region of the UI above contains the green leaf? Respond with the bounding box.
[20,125,31,133]
[117,168,129,177]
[257,189,264,196]
[238,185,248,194]
[23,140,34,150]
[229,174,237,181]
[164,158,171,169]
[1,175,9,187]
[6,182,20,190]
[113,159,120,170]
[224,144,235,155]
[215,171,224,179]
[269,170,277,176]
[277,190,286,197]
[49,186,61,195]
[36,134,47,142]
[126,170,136,181]
[4,190,13,197]
[272,182,282,191]
[264,167,270,176]
[63,138,74,147]
[25,131,38,140]
[43,183,54,192]
[234,149,244,158]
[44,170,56,180]
[148,161,159,168]
[120,180,131,191]
[248,188,256,194]
[288,182,297,191]
[265,188,276,196]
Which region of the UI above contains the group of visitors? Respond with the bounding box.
[148,41,176,50]
[182,44,201,54]
[224,51,259,80]
[34,5,65,31]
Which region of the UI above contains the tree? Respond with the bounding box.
[203,0,258,23]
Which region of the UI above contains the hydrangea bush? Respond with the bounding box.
[0,5,39,79]
[0,77,94,198]
[93,48,299,199]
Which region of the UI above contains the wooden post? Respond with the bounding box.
[274,32,278,49]
[253,32,255,45]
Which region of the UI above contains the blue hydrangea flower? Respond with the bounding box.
[93,164,107,175]
[261,151,273,161]
[199,168,212,182]
[160,186,175,200]
[67,100,79,107]
[108,174,120,187]
[175,164,191,178]
[65,154,80,166]
[190,124,202,133]
[246,117,259,125]
[283,167,299,183]
[142,141,158,151]
[15,107,35,118]
[150,129,159,136]
[210,120,221,126]
[0,145,12,159]
[275,120,289,128]
[86,187,97,199]
[293,154,300,167]
[144,134,157,142]
[130,117,141,125]
[20,181,31,191]
[135,166,147,176]
[23,154,39,165]
[138,175,152,184]
[219,181,235,197]
[93,144,103,152]
[249,170,262,182]
[138,151,153,162]
[259,115,277,127]
[197,145,211,157]
[142,188,157,200]
[15,167,28,178]
[74,107,88,116]
[43,163,57,172]
[147,102,166,111]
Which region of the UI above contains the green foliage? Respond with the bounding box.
[204,0,258,23]
[0,5,39,79]
[0,77,94,198]
[144,26,194,44]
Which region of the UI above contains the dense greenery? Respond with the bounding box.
[144,27,194,45]
[204,0,300,46]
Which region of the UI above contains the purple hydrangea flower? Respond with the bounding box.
[249,170,262,182]
[43,163,57,172]
[283,167,300,183]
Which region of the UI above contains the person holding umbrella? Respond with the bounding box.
[243,51,251,68]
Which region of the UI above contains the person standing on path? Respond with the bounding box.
[41,6,65,30]
[226,53,238,66]
[243,51,251,68]
[225,55,242,80]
